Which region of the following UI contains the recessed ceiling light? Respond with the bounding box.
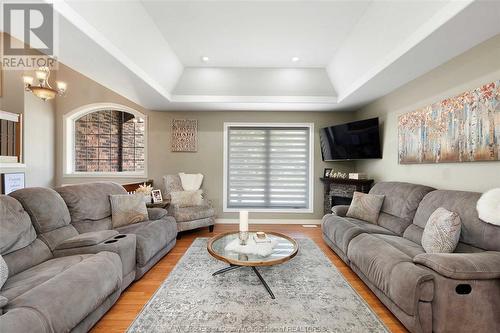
[291,56,300,62]
[201,56,209,62]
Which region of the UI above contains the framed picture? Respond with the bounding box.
[1,172,25,194]
[323,168,332,178]
[151,189,163,203]
[398,80,500,164]
[171,119,198,152]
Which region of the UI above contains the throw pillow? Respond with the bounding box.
[170,190,204,208]
[179,173,204,191]
[476,188,500,225]
[109,194,148,228]
[346,191,385,224]
[0,255,8,289]
[421,207,461,254]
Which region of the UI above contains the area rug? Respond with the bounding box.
[128,238,389,333]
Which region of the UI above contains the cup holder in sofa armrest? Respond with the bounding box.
[104,240,118,244]
[114,235,127,239]
[456,284,472,295]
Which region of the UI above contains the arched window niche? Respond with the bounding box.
[64,103,147,177]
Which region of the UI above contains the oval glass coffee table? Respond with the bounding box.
[207,231,298,299]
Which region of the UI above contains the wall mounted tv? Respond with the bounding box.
[320,117,382,161]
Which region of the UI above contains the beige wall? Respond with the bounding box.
[55,65,356,220]
[0,58,55,188]
[355,34,500,192]
[23,93,56,187]
[148,111,355,220]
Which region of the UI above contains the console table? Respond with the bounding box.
[320,178,374,215]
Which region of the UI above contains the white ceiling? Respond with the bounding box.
[142,1,372,68]
[10,0,500,111]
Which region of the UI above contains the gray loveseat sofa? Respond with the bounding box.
[322,182,500,333]
[0,181,178,332]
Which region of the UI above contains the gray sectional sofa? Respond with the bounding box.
[322,181,500,333]
[0,182,178,333]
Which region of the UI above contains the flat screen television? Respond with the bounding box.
[320,118,381,161]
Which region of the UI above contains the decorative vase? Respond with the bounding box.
[239,210,249,245]
[143,194,152,203]
[239,231,249,245]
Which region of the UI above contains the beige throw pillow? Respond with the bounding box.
[346,191,385,224]
[0,255,8,289]
[170,190,203,208]
[110,194,148,228]
[422,207,461,253]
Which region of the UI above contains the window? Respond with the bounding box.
[224,123,313,213]
[64,103,147,177]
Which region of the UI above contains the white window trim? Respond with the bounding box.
[63,103,148,178]
[223,122,314,214]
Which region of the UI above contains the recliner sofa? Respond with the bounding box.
[0,195,123,333]
[55,182,178,279]
[322,181,500,333]
[0,182,178,332]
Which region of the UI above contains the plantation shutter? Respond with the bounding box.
[226,126,310,210]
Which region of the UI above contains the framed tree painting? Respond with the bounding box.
[398,80,500,164]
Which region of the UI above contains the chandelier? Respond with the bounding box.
[23,67,67,101]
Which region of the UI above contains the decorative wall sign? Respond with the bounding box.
[1,172,25,194]
[171,119,198,152]
[398,80,500,164]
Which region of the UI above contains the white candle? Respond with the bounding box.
[239,210,249,232]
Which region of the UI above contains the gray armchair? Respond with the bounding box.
[163,174,216,237]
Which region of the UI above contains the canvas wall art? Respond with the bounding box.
[398,80,500,164]
[171,119,198,152]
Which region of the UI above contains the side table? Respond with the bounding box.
[146,200,170,209]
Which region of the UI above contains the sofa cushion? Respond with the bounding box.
[369,182,435,235]
[109,194,148,228]
[3,252,121,333]
[0,307,48,333]
[322,215,395,255]
[169,204,215,222]
[1,254,95,301]
[348,233,434,316]
[372,234,425,258]
[179,172,204,191]
[163,174,184,198]
[346,192,385,224]
[56,182,126,224]
[2,239,52,278]
[72,217,113,234]
[9,188,71,234]
[147,208,168,220]
[170,190,204,208]
[0,256,7,290]
[116,217,177,266]
[413,190,500,251]
[0,196,37,256]
[421,207,461,253]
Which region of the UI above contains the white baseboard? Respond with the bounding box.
[215,218,322,225]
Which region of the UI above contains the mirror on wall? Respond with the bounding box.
[0,110,22,163]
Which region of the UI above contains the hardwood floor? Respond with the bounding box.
[91,224,409,333]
